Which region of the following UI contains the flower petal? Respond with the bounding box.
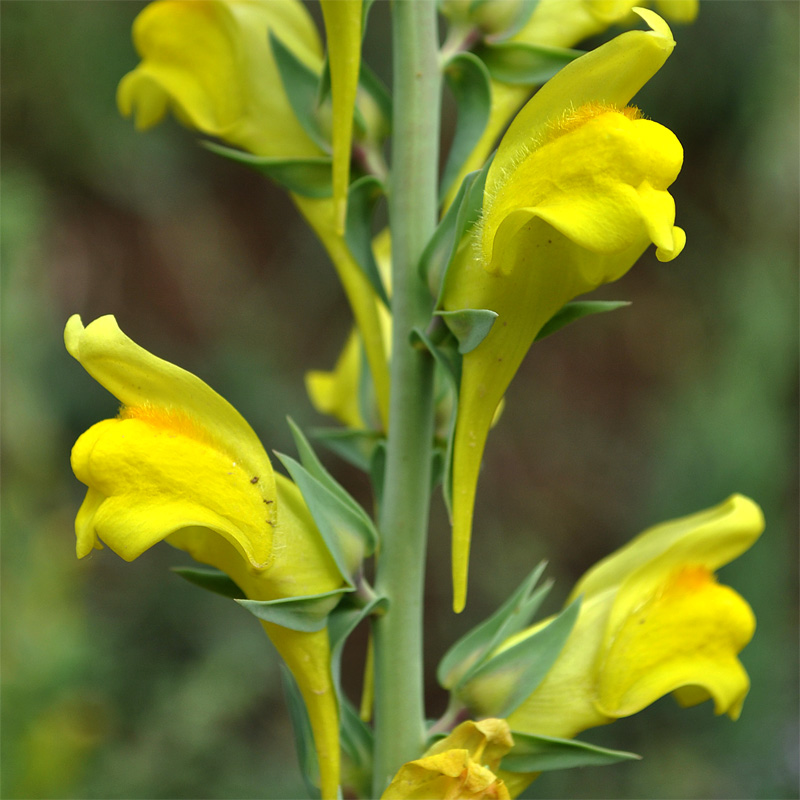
[567,495,765,604]
[117,0,323,158]
[71,414,274,568]
[597,567,755,720]
[487,9,675,202]
[65,315,275,503]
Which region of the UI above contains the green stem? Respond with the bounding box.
[371,0,441,795]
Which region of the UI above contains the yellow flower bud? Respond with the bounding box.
[444,10,685,612]
[66,314,343,799]
[381,720,514,800]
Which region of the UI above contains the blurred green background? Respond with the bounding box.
[1,1,797,798]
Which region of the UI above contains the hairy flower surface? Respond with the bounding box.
[444,10,685,612]
[66,314,342,799]
[381,720,514,800]
[446,1,699,203]
[457,495,763,796]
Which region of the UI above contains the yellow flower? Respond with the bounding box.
[445,1,698,208]
[457,495,763,797]
[118,0,390,428]
[65,314,343,800]
[118,0,323,157]
[381,720,514,800]
[443,10,685,612]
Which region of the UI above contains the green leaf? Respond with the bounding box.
[440,52,491,200]
[369,439,387,510]
[311,427,384,472]
[202,142,332,197]
[460,594,582,717]
[409,326,461,518]
[435,308,498,354]
[171,566,244,599]
[483,0,541,44]
[419,152,493,302]
[535,300,631,341]
[287,418,379,552]
[236,588,351,633]
[280,665,321,799]
[328,593,389,692]
[345,176,390,305]
[358,61,392,132]
[276,452,376,583]
[269,31,330,152]
[476,42,583,85]
[501,732,640,773]
[339,698,374,797]
[438,562,549,689]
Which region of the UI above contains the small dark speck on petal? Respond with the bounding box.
[250,476,259,484]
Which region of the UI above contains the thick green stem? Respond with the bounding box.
[371,0,441,794]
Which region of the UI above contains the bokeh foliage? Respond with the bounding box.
[1,2,797,798]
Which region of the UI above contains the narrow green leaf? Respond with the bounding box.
[286,419,379,551]
[501,732,640,773]
[280,665,321,799]
[409,326,461,518]
[460,595,582,717]
[345,176,390,306]
[269,31,330,152]
[203,142,332,197]
[440,52,492,199]
[276,452,376,582]
[419,172,474,294]
[236,588,351,633]
[311,427,384,472]
[436,308,498,354]
[359,61,392,130]
[420,151,493,303]
[171,566,244,599]
[328,593,389,690]
[535,300,631,341]
[476,42,583,85]
[339,698,374,797]
[438,562,548,689]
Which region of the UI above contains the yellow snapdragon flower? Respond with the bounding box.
[66,314,343,800]
[444,10,685,612]
[118,0,389,427]
[381,719,514,800]
[446,1,699,205]
[457,495,764,797]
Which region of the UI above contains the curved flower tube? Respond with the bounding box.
[444,1,698,209]
[443,10,686,612]
[117,0,390,428]
[381,719,514,800]
[66,314,343,800]
[456,495,764,797]
[320,0,363,232]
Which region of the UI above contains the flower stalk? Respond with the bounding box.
[371,0,441,794]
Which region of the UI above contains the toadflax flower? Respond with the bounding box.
[381,719,514,800]
[444,1,699,206]
[456,495,764,797]
[117,0,389,427]
[443,9,686,612]
[66,314,344,800]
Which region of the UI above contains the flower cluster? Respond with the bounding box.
[64,3,763,799]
